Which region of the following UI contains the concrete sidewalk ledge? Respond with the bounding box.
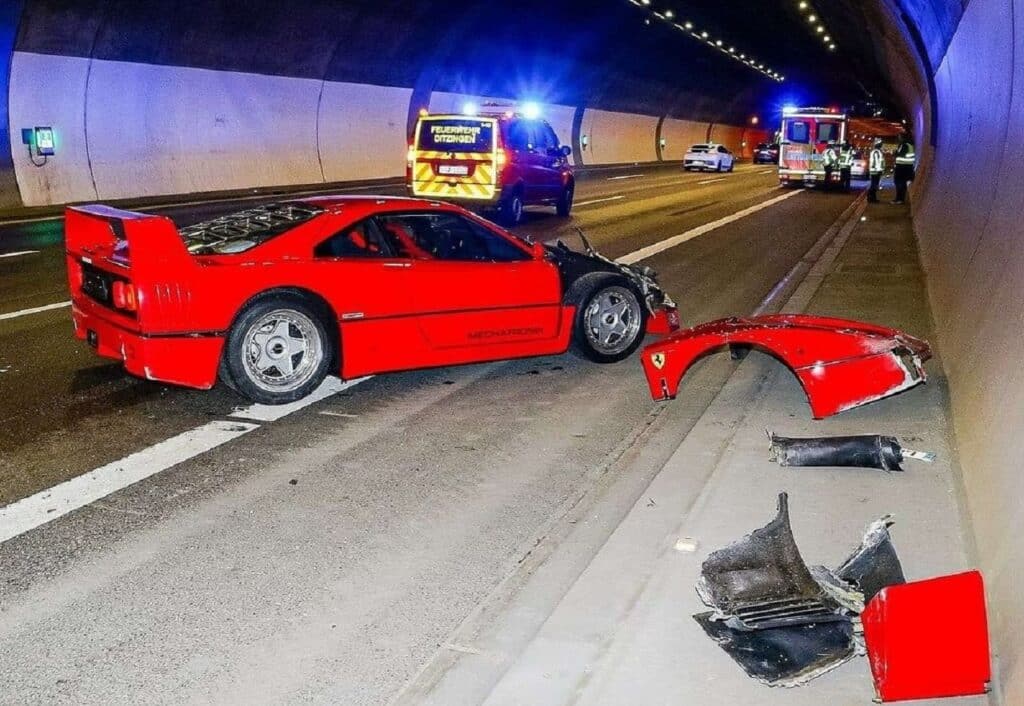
[478,197,991,705]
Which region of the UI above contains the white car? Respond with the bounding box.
[683,143,735,172]
[850,150,869,179]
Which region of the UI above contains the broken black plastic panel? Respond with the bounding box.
[768,432,935,471]
[835,516,906,604]
[694,612,856,687]
[696,493,845,630]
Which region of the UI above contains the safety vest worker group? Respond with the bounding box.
[869,146,885,174]
[839,145,855,169]
[895,141,916,166]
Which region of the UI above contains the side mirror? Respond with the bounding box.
[560,145,572,157]
[532,241,547,259]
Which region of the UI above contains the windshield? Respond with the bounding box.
[181,202,324,254]
[416,118,495,153]
[689,144,710,152]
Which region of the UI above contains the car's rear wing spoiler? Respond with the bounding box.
[65,205,194,272]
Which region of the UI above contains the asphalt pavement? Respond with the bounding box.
[0,163,864,704]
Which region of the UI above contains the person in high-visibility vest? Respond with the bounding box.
[868,139,885,203]
[838,141,855,191]
[892,132,916,204]
[822,141,839,189]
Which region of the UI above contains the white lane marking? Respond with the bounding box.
[616,189,803,264]
[229,376,370,422]
[0,420,260,544]
[606,174,644,181]
[697,177,727,185]
[760,169,776,174]
[574,195,626,208]
[0,250,39,259]
[0,300,71,321]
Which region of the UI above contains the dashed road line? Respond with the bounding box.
[0,420,260,544]
[616,189,803,264]
[606,174,644,181]
[574,195,626,208]
[0,250,39,259]
[229,376,370,422]
[0,300,71,322]
[697,177,727,185]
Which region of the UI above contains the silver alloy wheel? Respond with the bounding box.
[241,308,323,393]
[584,286,643,355]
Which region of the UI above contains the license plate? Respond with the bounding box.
[438,165,469,176]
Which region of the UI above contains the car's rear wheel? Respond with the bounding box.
[221,294,332,404]
[500,189,525,227]
[568,275,647,363]
[556,183,574,217]
[727,161,734,172]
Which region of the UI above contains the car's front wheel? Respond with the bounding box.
[221,294,332,404]
[499,189,525,227]
[568,275,647,363]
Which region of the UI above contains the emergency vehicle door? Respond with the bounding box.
[535,122,569,200]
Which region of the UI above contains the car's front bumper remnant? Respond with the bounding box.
[767,432,936,472]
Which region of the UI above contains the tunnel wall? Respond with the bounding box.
[876,0,1024,700]
[4,53,762,207]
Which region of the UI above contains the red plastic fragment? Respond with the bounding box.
[862,570,990,702]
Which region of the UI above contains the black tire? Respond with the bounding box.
[221,293,333,404]
[727,161,734,172]
[566,274,648,364]
[499,188,525,227]
[556,182,574,217]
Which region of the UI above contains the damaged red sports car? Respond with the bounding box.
[65,196,678,403]
[640,314,931,418]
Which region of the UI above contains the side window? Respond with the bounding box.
[314,217,391,259]
[786,120,810,144]
[718,145,728,154]
[507,120,531,152]
[544,124,561,152]
[378,213,530,263]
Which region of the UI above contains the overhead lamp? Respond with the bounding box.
[641,0,650,4]
[739,53,746,59]
[728,46,735,53]
[817,25,825,33]
[665,9,674,18]
[823,35,831,42]
[808,14,817,22]
[799,0,809,8]
[701,30,709,38]
[684,21,693,29]
[829,43,836,50]
[715,39,723,46]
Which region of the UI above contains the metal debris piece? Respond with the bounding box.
[768,431,935,471]
[694,612,857,687]
[696,493,845,630]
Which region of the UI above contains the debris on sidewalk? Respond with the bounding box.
[694,611,857,687]
[693,494,917,688]
[863,571,990,702]
[767,431,936,471]
[640,314,931,418]
[696,493,846,630]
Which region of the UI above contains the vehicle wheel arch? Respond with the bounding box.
[226,286,341,369]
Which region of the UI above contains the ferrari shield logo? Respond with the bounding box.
[651,352,666,370]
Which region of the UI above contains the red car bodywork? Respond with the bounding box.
[66,197,677,390]
[640,314,931,418]
[863,571,990,702]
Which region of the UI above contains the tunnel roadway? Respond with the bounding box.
[0,163,859,704]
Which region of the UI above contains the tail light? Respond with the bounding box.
[112,281,137,312]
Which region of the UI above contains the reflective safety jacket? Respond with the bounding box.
[823,147,839,167]
[895,141,916,166]
[869,148,885,174]
[839,147,855,168]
